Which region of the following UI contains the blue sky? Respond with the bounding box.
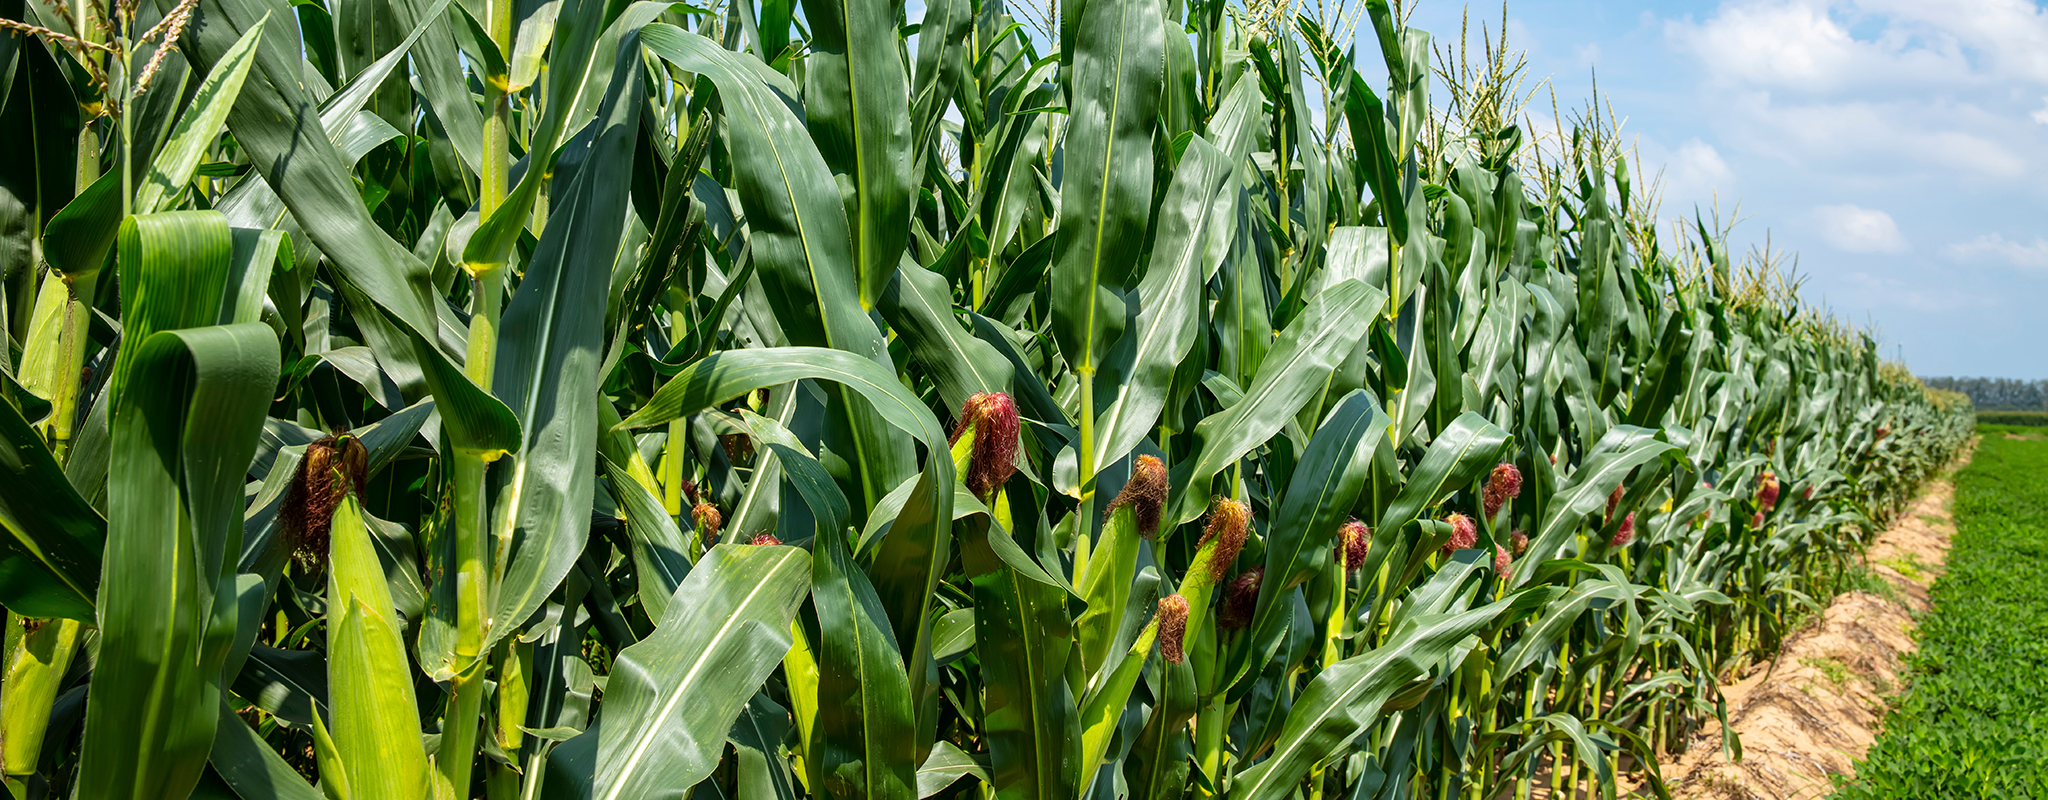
[1387,0,2048,378]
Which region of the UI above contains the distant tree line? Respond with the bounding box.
[1923,377,2048,411]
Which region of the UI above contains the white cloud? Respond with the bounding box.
[1813,204,1909,253]
[1664,1,2043,181]
[1945,233,2048,270]
[2033,97,2048,125]
[1729,96,2028,178]
[1667,0,1959,92]
[1670,0,2048,92]
[1853,0,2048,84]
[1635,137,1735,212]
[1671,138,1734,190]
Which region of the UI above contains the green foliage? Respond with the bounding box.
[1834,432,2048,799]
[1976,410,2048,427]
[0,0,1978,799]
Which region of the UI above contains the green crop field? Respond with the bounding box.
[1975,411,2048,427]
[0,0,1979,799]
[1832,427,2048,799]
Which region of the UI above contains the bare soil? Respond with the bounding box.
[1651,452,1969,800]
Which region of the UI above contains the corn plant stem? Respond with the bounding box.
[2,617,84,791]
[1273,123,1292,301]
[44,86,104,463]
[1467,648,1491,800]
[480,7,511,221]
[1550,637,1569,799]
[486,761,520,800]
[440,450,493,794]
[446,61,511,777]
[41,285,91,463]
[440,659,488,796]
[1515,677,1535,800]
[120,13,131,221]
[466,266,506,387]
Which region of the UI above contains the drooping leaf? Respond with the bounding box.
[79,323,279,800]
[639,22,914,513]
[0,391,104,621]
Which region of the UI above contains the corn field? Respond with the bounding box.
[0,0,1974,797]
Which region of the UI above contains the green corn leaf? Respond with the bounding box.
[602,456,691,620]
[230,644,328,730]
[916,741,991,798]
[109,212,233,407]
[38,20,264,284]
[803,455,917,800]
[476,24,645,663]
[1375,412,1512,537]
[215,0,456,233]
[1091,136,1234,475]
[1051,0,1163,394]
[1228,600,1513,800]
[131,19,265,215]
[615,346,956,703]
[1255,390,1390,627]
[1626,303,1696,428]
[209,702,327,800]
[964,519,1078,800]
[0,392,103,621]
[79,323,278,800]
[640,22,914,514]
[1123,653,1199,800]
[879,263,1013,415]
[182,0,518,456]
[617,347,947,450]
[460,0,610,275]
[587,544,811,800]
[1514,430,1680,586]
[732,692,802,800]
[908,0,970,161]
[1170,280,1386,526]
[800,0,913,308]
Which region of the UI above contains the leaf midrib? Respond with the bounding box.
[603,551,799,800]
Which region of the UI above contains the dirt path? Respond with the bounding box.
[1654,453,1968,800]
